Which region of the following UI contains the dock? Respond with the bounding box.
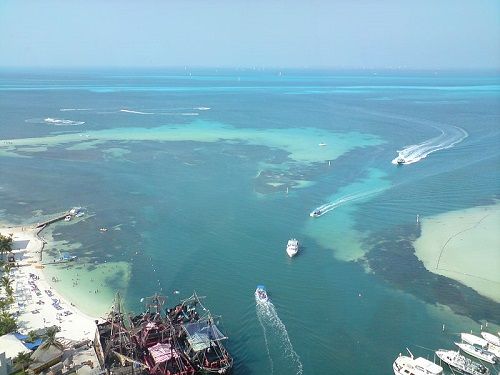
[35,212,69,229]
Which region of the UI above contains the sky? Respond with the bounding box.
[0,0,499,70]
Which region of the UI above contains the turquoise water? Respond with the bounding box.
[1,69,499,374]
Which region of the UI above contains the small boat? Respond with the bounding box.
[318,143,327,147]
[436,349,490,375]
[310,209,322,218]
[99,227,108,232]
[64,215,72,222]
[481,332,500,347]
[255,285,269,303]
[396,157,405,165]
[393,352,443,375]
[462,333,488,348]
[286,239,299,257]
[455,342,496,364]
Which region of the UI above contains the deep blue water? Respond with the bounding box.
[0,69,499,374]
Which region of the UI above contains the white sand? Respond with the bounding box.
[414,203,500,302]
[0,225,97,341]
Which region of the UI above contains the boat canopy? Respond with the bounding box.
[148,342,180,364]
[413,357,443,374]
[183,320,227,352]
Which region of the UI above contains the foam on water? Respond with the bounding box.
[311,188,387,217]
[391,125,468,165]
[120,109,154,115]
[256,300,303,375]
[25,118,85,126]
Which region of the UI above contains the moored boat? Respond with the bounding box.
[455,342,496,364]
[174,293,233,374]
[286,238,299,257]
[481,332,500,347]
[436,349,490,375]
[393,353,443,375]
[255,285,268,303]
[462,333,488,348]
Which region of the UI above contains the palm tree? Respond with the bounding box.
[42,326,60,348]
[1,275,13,299]
[0,234,13,261]
[27,330,40,343]
[0,310,17,335]
[14,351,33,372]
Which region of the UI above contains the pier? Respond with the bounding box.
[35,212,69,229]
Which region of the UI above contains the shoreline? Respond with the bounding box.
[0,223,98,341]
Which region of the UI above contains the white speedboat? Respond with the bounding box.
[255,285,268,303]
[396,157,405,165]
[393,353,443,375]
[455,342,496,364]
[436,349,490,375]
[481,332,500,347]
[309,209,322,218]
[286,239,299,257]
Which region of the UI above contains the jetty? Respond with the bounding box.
[35,212,70,229]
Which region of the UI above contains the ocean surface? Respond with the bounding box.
[0,69,499,374]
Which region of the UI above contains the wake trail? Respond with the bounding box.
[392,124,468,165]
[256,301,303,375]
[311,188,386,217]
[256,305,274,374]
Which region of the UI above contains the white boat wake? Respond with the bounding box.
[310,188,385,218]
[392,125,468,165]
[256,300,303,375]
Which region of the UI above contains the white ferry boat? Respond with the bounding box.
[286,239,299,257]
[393,353,443,375]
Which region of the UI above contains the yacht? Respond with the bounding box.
[436,349,490,375]
[481,332,500,347]
[255,285,269,303]
[286,239,299,257]
[461,333,488,348]
[455,342,496,364]
[393,353,443,375]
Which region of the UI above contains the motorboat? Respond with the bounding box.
[64,215,72,222]
[481,332,500,347]
[99,228,108,232]
[436,349,490,375]
[310,209,322,218]
[455,342,496,364]
[393,353,443,375]
[286,239,299,257]
[255,285,268,303]
[396,157,405,165]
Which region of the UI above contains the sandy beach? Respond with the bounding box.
[0,224,97,341]
[414,203,500,303]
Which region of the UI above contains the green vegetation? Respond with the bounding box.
[0,244,17,334]
[0,233,13,261]
[13,351,32,373]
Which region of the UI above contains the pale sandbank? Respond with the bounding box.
[414,203,500,302]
